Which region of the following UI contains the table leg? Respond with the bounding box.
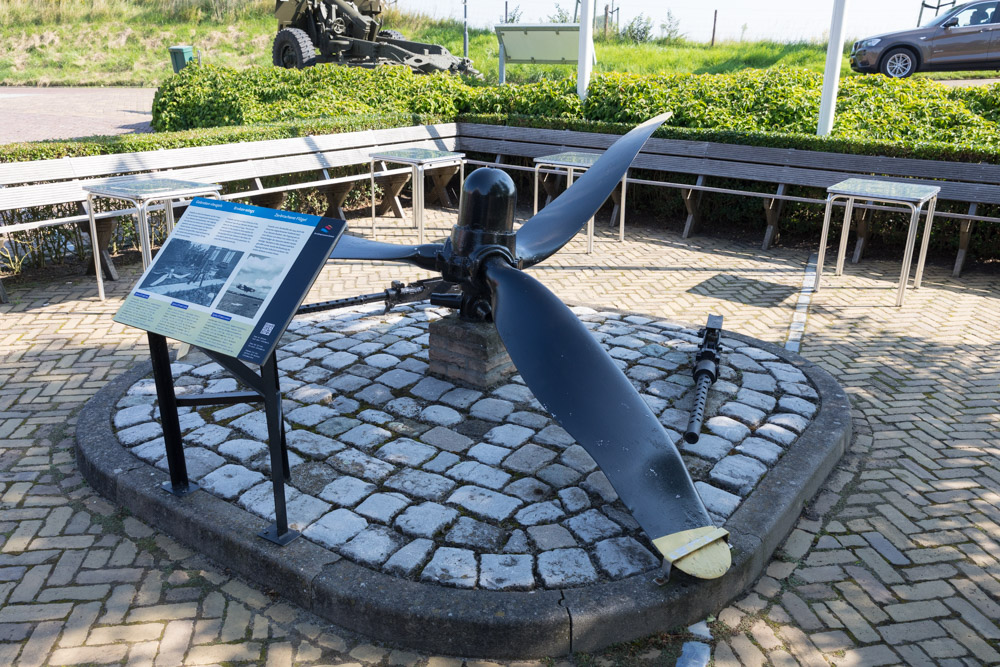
[415,165,424,244]
[87,194,105,301]
[814,195,835,292]
[533,163,542,215]
[913,197,937,290]
[619,172,628,243]
[164,197,176,235]
[460,161,465,197]
[896,203,922,307]
[370,158,376,239]
[138,201,153,269]
[835,197,855,276]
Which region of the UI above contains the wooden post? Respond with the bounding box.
[711,10,718,47]
[604,4,609,39]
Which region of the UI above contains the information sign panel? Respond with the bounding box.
[114,198,345,365]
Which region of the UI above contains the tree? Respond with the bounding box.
[548,3,572,23]
[660,10,684,44]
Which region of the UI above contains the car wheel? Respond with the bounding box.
[272,28,317,69]
[880,48,917,78]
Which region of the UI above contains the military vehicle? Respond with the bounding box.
[272,0,480,77]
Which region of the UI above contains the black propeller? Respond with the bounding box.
[326,114,731,579]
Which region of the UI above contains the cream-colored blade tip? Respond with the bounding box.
[653,526,731,580]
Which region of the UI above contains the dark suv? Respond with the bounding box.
[850,1,1000,77]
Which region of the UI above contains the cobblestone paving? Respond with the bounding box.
[1,206,999,666]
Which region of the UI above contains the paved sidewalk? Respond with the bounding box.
[0,87,155,144]
[1,209,999,666]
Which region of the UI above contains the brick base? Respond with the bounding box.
[428,314,515,389]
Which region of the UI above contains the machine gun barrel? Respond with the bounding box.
[296,279,447,315]
[684,314,724,444]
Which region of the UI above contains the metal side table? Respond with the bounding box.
[84,178,222,301]
[814,178,939,307]
[534,151,628,254]
[369,149,465,244]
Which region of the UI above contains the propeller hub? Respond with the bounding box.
[450,167,517,260]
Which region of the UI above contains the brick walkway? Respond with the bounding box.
[0,88,155,144]
[1,208,999,666]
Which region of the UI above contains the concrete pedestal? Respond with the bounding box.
[428,314,515,389]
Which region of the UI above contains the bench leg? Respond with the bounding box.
[320,182,354,219]
[851,201,872,264]
[428,166,460,207]
[761,183,787,250]
[376,173,410,219]
[954,206,976,277]
[682,175,706,238]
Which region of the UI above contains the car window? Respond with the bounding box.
[948,2,999,27]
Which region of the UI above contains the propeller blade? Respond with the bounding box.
[329,235,441,271]
[514,112,671,268]
[484,257,730,579]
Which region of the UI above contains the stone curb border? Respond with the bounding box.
[76,327,851,659]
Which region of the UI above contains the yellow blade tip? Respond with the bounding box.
[653,526,731,580]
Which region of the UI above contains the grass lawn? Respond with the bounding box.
[0,3,990,87]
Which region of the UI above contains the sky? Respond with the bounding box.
[392,0,952,43]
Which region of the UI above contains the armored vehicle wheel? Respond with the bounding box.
[378,29,406,40]
[273,27,317,69]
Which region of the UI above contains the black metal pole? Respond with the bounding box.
[258,351,298,545]
[147,332,198,496]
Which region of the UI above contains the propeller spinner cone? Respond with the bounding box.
[450,167,517,260]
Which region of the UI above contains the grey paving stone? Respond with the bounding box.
[694,482,741,518]
[527,524,577,550]
[339,424,393,451]
[328,450,396,483]
[504,477,552,503]
[601,504,640,531]
[735,388,777,412]
[287,384,334,405]
[706,416,751,443]
[131,439,165,464]
[537,549,598,587]
[354,493,410,523]
[659,407,689,431]
[383,340,421,356]
[491,383,535,403]
[217,438,268,464]
[479,554,535,591]
[355,383,394,406]
[445,517,503,551]
[763,362,807,383]
[537,464,582,488]
[503,529,531,554]
[365,353,401,369]
[186,424,232,448]
[534,424,575,448]
[415,449,455,472]
[382,538,434,577]
[507,411,550,429]
[394,502,459,538]
[117,422,162,446]
[384,397,421,419]
[594,537,659,578]
[420,405,462,427]
[647,380,687,400]
[755,423,797,446]
[319,476,377,507]
[470,398,515,422]
[710,455,769,496]
[339,526,405,566]
[320,351,359,370]
[419,427,473,453]
[467,443,509,466]
[448,486,523,521]
[515,501,565,526]
[315,417,361,438]
[558,487,591,513]
[384,469,456,501]
[445,461,511,490]
[439,388,483,409]
[212,403,254,422]
[564,509,623,543]
[200,465,265,500]
[484,424,535,448]
[719,402,766,428]
[728,353,765,372]
[421,547,477,589]
[349,342,384,356]
[740,372,777,393]
[302,509,367,549]
[681,434,733,462]
[503,444,558,474]
[161,447,223,480]
[736,437,784,465]
[778,396,817,418]
[286,430,343,459]
[581,471,618,502]
[780,381,818,399]
[114,405,153,430]
[375,438,437,467]
[325,374,369,393]
[559,445,597,474]
[285,494,332,531]
[409,377,453,401]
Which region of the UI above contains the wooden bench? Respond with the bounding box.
[0,123,460,302]
[457,122,1000,277]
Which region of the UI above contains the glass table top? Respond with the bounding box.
[534,151,603,167]
[828,178,940,203]
[84,178,221,200]
[370,148,465,164]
